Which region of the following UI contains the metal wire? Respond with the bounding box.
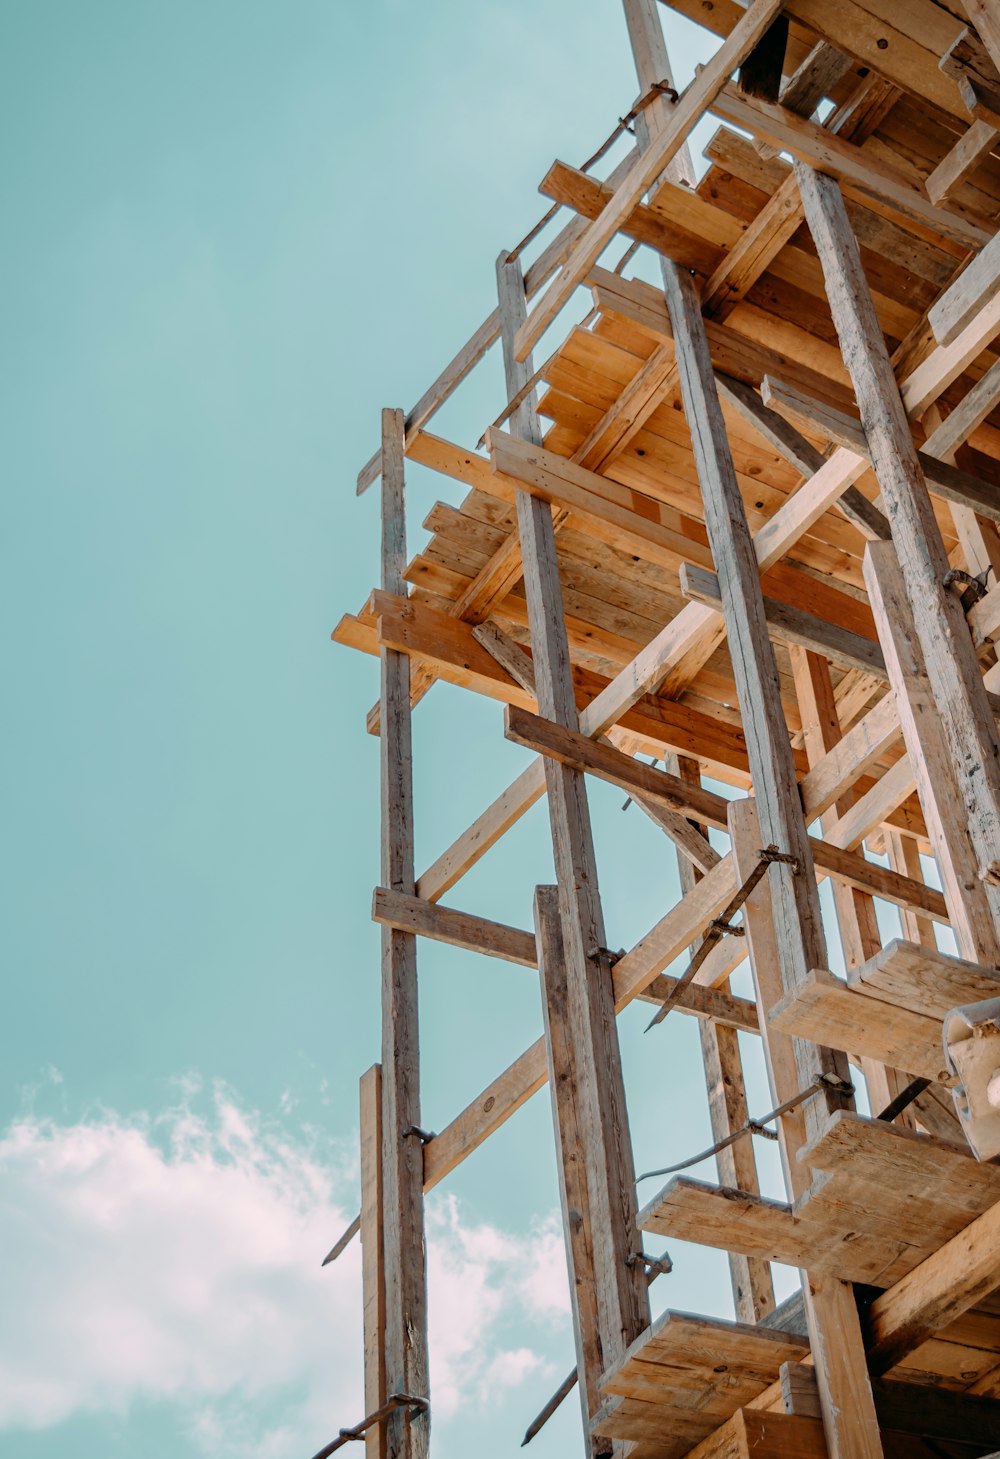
[310,1395,429,1459]
[635,1074,853,1184]
[506,79,679,263]
[645,846,798,1031]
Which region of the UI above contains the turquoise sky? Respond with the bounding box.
[1,5,836,1457]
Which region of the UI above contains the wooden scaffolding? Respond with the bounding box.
[330,1,1000,1454]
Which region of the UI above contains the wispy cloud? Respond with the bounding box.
[0,1085,567,1455]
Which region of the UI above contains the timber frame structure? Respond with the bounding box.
[331,1,1000,1455]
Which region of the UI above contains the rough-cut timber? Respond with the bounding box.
[334,5,1000,1456]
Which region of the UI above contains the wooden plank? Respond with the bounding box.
[866,1183,1000,1373]
[662,257,883,1457]
[415,758,547,903]
[848,938,1000,1021]
[377,409,429,1458]
[767,968,954,1084]
[762,369,1000,527]
[638,1177,913,1285]
[798,691,901,823]
[925,119,999,206]
[711,83,993,247]
[929,227,1000,347]
[371,887,537,967]
[499,250,649,1363]
[534,884,604,1435]
[687,1409,826,1458]
[680,563,887,680]
[797,164,1000,966]
[512,0,786,361]
[360,1066,386,1459]
[661,257,850,1125]
[716,373,889,541]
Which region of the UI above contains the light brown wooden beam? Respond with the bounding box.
[797,163,1000,965]
[790,647,911,1120]
[503,704,947,923]
[371,887,538,968]
[661,258,882,1459]
[679,562,886,681]
[865,1195,1000,1374]
[925,119,998,207]
[929,225,1000,347]
[710,83,993,248]
[864,540,1000,962]
[499,251,649,1370]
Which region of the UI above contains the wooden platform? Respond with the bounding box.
[592,1310,809,1458]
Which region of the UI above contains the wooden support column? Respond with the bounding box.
[661,260,851,1133]
[378,409,430,1459]
[497,256,649,1382]
[661,262,881,1459]
[728,797,884,1459]
[534,885,606,1448]
[864,539,1000,965]
[884,829,936,950]
[668,755,775,1324]
[622,0,696,186]
[789,647,912,1124]
[360,1065,387,1459]
[796,163,1000,958]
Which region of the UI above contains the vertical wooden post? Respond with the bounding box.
[360,1065,387,1459]
[379,408,430,1459]
[661,259,851,1135]
[621,0,696,186]
[789,647,912,1124]
[497,254,649,1387]
[796,162,1000,950]
[534,885,607,1447]
[667,755,774,1323]
[864,539,1000,965]
[660,261,882,1458]
[884,829,936,949]
[728,800,884,1459]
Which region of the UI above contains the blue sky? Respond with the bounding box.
[0,4,838,1457]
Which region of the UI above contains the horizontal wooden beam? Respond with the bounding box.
[678,562,886,680]
[710,82,993,247]
[504,705,947,922]
[865,1191,1000,1373]
[372,887,538,967]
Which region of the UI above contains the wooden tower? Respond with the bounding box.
[330,1,1000,1453]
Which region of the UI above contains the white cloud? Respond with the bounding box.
[0,1086,568,1456]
